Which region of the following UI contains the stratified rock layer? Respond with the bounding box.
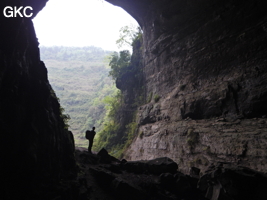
[105,0,267,173]
[125,117,267,174]
[1,0,267,198]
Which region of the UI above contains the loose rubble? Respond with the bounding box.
[74,148,267,200]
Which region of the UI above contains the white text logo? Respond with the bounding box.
[3,6,33,18]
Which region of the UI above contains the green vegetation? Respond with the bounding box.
[50,88,70,130]
[41,46,116,148]
[40,46,109,62]
[93,90,123,155]
[109,25,142,81]
[93,62,140,158]
[60,106,71,130]
[154,94,160,102]
[108,50,131,80]
[124,121,138,148]
[42,25,143,157]
[116,25,142,50]
[94,27,143,158]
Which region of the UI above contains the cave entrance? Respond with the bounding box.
[32,0,138,149]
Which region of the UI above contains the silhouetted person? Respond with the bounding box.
[86,127,96,153]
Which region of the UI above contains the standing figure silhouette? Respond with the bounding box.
[85,127,96,153]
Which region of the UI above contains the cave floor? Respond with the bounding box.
[75,147,163,200]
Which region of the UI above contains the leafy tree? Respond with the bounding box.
[108,50,131,80]
[94,27,144,157]
[116,25,142,49]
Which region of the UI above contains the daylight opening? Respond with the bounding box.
[33,0,139,152]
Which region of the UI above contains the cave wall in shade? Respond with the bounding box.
[0,1,76,198]
[106,0,267,173]
[1,1,267,196]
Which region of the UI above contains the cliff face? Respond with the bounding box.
[106,0,267,174]
[1,1,267,198]
[0,1,76,198]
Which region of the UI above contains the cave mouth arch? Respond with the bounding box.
[32,0,138,51]
[32,0,139,149]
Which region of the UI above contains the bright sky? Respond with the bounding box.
[33,0,138,51]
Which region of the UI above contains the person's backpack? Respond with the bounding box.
[85,130,91,140]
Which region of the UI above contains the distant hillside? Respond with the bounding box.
[40,46,110,62]
[40,46,118,148]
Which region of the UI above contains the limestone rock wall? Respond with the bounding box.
[126,116,267,174]
[106,0,267,174]
[0,0,76,198]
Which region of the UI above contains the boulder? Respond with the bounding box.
[198,164,267,200]
[97,148,120,164]
[190,167,201,178]
[123,157,178,174]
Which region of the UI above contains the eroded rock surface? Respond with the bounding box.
[106,0,267,174]
[125,117,267,174]
[1,0,267,198]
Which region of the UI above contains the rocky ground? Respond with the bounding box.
[71,147,267,200]
[74,147,206,200]
[23,147,267,200]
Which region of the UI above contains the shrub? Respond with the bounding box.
[154,94,160,102]
[109,50,131,80]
